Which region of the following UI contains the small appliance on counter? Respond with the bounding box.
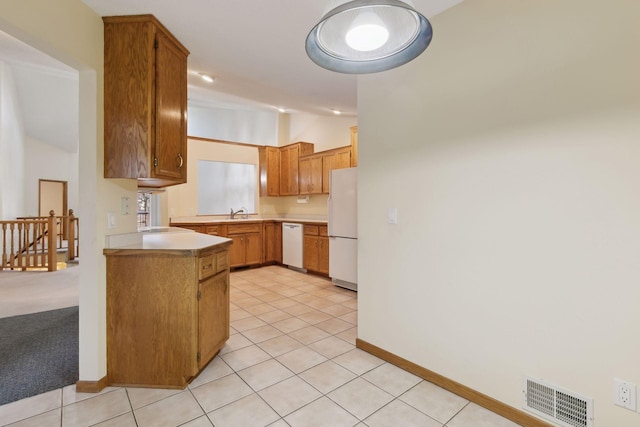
[328,167,357,291]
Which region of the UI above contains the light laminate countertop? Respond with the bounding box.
[170,217,328,225]
[104,230,232,254]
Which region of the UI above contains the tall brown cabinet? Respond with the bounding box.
[103,15,189,188]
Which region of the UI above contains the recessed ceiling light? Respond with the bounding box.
[198,73,214,83]
[278,107,286,113]
[332,109,342,115]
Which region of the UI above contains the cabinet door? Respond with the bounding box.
[263,222,281,263]
[228,235,244,267]
[303,235,318,271]
[154,31,187,181]
[299,158,311,195]
[309,156,323,194]
[274,222,282,263]
[322,148,352,194]
[198,273,229,369]
[318,236,329,274]
[279,146,299,195]
[259,147,280,197]
[244,233,262,266]
[322,154,335,194]
[333,148,351,170]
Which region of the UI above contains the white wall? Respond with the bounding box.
[0,61,25,219]
[289,113,356,152]
[166,138,259,220]
[358,1,640,426]
[188,104,279,146]
[24,136,79,216]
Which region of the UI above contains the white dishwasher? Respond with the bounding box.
[282,223,303,269]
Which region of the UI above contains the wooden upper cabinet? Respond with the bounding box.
[322,146,352,194]
[259,146,280,197]
[299,154,323,195]
[103,15,189,188]
[279,142,314,196]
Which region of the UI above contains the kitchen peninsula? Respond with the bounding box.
[104,230,232,389]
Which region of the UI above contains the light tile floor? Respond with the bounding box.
[0,265,520,427]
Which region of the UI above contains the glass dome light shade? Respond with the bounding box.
[345,10,389,51]
[306,0,433,74]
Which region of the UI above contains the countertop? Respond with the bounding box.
[104,229,232,254]
[170,216,328,225]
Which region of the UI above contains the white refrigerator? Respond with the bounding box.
[328,167,357,291]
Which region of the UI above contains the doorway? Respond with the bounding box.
[39,179,68,239]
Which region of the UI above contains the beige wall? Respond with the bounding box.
[288,113,356,152]
[0,0,139,382]
[169,112,356,220]
[358,1,640,425]
[165,138,259,220]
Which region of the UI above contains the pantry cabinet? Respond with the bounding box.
[303,224,329,275]
[103,15,189,188]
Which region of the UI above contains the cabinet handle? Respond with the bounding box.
[177,153,184,168]
[202,264,213,271]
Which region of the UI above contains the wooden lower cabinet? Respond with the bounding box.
[303,224,329,275]
[105,243,230,388]
[198,271,229,369]
[227,223,262,268]
[263,221,282,264]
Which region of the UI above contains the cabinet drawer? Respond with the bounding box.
[319,225,328,237]
[304,225,319,236]
[205,225,221,235]
[198,253,217,280]
[227,223,261,234]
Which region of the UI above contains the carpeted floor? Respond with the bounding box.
[0,306,78,405]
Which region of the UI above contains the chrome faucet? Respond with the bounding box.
[230,207,246,219]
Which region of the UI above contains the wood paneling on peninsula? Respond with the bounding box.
[104,234,231,388]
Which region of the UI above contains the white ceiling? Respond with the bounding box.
[0,31,78,153]
[82,0,462,116]
[0,1,462,153]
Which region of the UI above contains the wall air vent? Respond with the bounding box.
[523,377,594,427]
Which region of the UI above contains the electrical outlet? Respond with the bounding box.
[614,378,637,411]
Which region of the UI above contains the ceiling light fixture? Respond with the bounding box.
[305,0,433,74]
[332,109,342,115]
[199,73,214,83]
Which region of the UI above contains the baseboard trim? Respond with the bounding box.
[75,376,108,393]
[356,339,553,427]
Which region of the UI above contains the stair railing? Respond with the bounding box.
[1,211,58,271]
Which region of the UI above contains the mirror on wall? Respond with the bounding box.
[197,160,256,215]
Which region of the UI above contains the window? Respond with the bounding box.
[197,160,256,215]
[137,192,150,227]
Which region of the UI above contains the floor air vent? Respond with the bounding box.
[523,377,594,427]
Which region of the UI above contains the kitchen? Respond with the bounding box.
[1,1,638,426]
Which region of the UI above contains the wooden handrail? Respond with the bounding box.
[1,209,79,271]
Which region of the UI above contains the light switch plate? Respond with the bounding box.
[107,212,116,229]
